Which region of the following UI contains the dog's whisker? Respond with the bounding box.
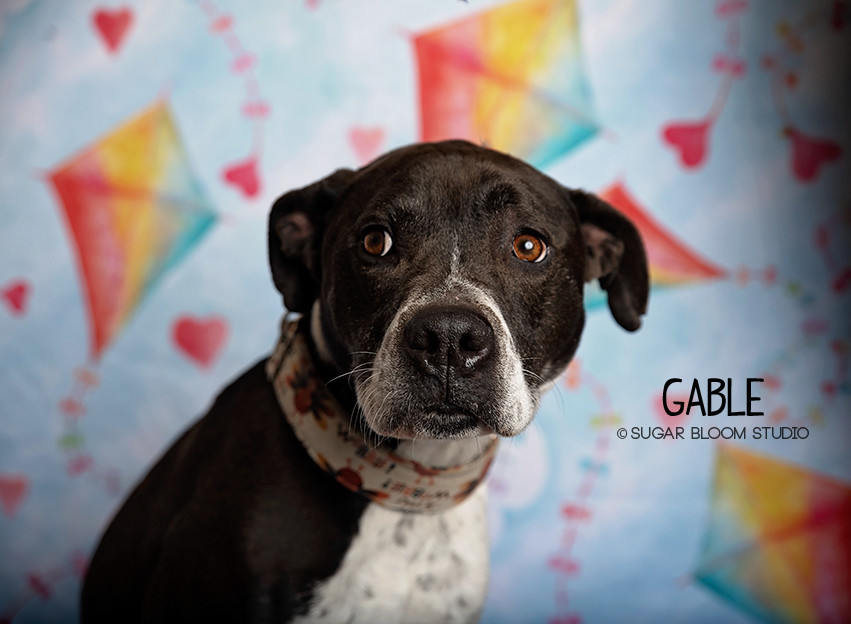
[522,368,546,383]
[326,362,373,385]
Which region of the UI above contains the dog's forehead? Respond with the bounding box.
[341,142,572,226]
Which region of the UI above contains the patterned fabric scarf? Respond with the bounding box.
[266,318,498,514]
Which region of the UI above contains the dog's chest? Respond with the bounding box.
[295,487,489,624]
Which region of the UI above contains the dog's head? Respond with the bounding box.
[269,141,648,439]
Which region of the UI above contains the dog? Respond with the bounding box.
[81,140,648,623]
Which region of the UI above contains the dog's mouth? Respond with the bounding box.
[354,366,532,439]
[401,403,494,439]
[362,396,497,440]
[428,402,476,417]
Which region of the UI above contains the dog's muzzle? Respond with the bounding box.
[357,284,538,440]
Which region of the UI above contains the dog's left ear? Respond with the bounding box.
[268,169,355,313]
[568,189,649,332]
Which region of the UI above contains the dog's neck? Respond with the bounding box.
[308,302,496,468]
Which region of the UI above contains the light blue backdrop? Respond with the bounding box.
[1,1,849,622]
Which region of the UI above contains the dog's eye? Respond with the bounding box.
[512,232,547,263]
[362,227,393,257]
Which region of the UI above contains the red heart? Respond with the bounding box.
[787,128,842,182]
[0,474,29,517]
[832,267,851,293]
[1,279,30,316]
[92,7,133,54]
[348,127,385,165]
[222,158,261,198]
[662,121,711,169]
[172,315,228,368]
[653,392,690,427]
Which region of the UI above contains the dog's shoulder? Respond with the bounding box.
[83,359,368,623]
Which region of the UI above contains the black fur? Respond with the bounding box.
[81,141,647,622]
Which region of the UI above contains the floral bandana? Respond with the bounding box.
[266,318,498,514]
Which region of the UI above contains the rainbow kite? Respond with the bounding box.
[694,444,851,623]
[48,101,216,359]
[413,0,598,167]
[584,181,726,309]
[600,182,727,287]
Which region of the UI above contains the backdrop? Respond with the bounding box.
[1,1,849,622]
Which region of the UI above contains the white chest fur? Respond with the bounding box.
[294,486,490,624]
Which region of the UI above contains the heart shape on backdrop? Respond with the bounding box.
[173,316,228,368]
[662,121,711,169]
[1,279,30,316]
[786,127,842,182]
[0,474,29,518]
[92,7,134,54]
[653,392,691,429]
[348,127,385,165]
[222,158,261,198]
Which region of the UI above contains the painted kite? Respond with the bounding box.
[600,182,727,286]
[694,444,851,623]
[48,101,216,358]
[585,182,726,309]
[413,0,598,167]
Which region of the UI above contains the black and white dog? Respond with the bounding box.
[81,140,648,623]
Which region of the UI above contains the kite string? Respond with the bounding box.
[192,0,268,162]
[548,362,617,624]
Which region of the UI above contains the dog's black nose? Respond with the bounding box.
[403,306,494,376]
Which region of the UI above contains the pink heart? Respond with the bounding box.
[172,315,228,368]
[209,15,233,33]
[548,555,580,576]
[231,53,256,74]
[560,504,591,521]
[787,128,842,182]
[27,573,52,599]
[0,474,29,517]
[662,121,711,169]
[712,54,746,78]
[1,279,30,316]
[349,127,385,165]
[715,0,747,18]
[653,392,690,428]
[222,158,261,198]
[67,454,94,476]
[92,7,133,54]
[242,101,271,119]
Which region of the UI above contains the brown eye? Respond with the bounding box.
[513,232,547,263]
[362,227,393,256]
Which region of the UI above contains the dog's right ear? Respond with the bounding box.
[268,169,355,312]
